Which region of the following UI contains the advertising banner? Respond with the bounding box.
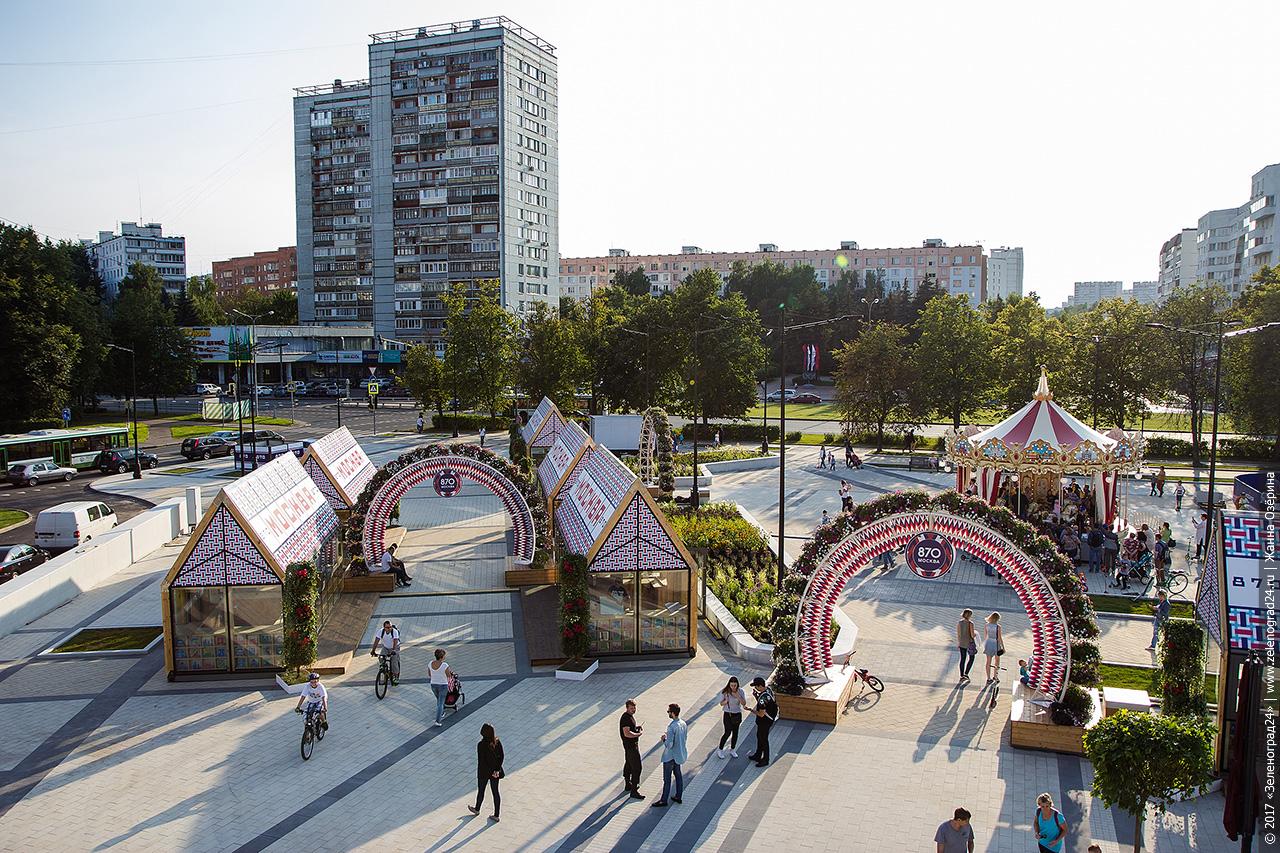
[184,326,254,363]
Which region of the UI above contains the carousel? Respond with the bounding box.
[945,368,1144,526]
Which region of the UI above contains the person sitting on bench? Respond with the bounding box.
[380,543,412,588]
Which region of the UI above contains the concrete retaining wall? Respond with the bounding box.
[702,454,780,474]
[0,498,188,638]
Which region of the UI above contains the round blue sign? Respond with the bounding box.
[904,531,955,579]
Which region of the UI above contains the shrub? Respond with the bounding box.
[1219,437,1271,460]
[665,503,769,550]
[1069,639,1101,688]
[644,407,676,499]
[430,413,510,432]
[1144,436,1201,459]
[682,422,781,442]
[1159,619,1209,716]
[1056,682,1096,726]
[283,561,318,676]
[558,553,591,660]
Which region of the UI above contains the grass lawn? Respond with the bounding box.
[1090,595,1195,619]
[1098,662,1216,700]
[0,509,29,529]
[170,417,293,439]
[52,626,162,653]
[152,466,203,476]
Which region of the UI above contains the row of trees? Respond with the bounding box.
[835,269,1280,457]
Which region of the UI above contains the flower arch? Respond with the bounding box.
[342,443,550,573]
[772,490,1101,699]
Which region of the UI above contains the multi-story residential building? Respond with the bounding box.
[987,247,1024,301]
[1157,227,1198,299]
[212,247,298,297]
[1126,281,1160,304]
[1196,206,1246,295]
[560,239,988,301]
[1065,281,1123,309]
[88,222,186,297]
[294,17,558,349]
[1242,164,1278,278]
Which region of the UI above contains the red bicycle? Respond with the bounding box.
[841,651,884,694]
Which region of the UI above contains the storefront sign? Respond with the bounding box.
[379,350,402,364]
[433,468,461,498]
[223,454,331,559]
[905,531,955,579]
[183,326,254,363]
[316,351,364,364]
[568,473,613,541]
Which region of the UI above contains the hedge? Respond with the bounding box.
[431,413,511,432]
[679,423,791,443]
[1144,434,1271,461]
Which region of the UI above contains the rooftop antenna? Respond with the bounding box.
[137,177,143,222]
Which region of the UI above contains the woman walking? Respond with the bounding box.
[1032,792,1068,852]
[468,723,505,822]
[982,612,1004,684]
[716,677,748,758]
[428,648,457,727]
[956,609,978,682]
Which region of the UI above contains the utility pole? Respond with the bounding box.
[106,344,142,479]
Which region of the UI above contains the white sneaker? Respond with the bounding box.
[434,720,443,727]
[716,748,725,759]
[730,749,738,758]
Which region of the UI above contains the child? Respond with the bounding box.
[1087,846,1102,853]
[1018,659,1031,687]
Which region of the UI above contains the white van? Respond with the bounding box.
[34,501,118,550]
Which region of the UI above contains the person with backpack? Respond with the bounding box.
[467,723,504,822]
[1033,793,1068,852]
[369,619,401,685]
[746,677,779,767]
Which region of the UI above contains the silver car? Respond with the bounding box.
[7,461,77,487]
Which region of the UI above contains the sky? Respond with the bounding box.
[1,0,1277,305]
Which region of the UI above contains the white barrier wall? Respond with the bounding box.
[0,497,188,638]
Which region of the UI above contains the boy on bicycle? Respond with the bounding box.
[371,620,401,685]
[295,671,329,730]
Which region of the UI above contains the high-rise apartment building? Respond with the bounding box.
[987,247,1024,301]
[1157,227,1197,299]
[1126,281,1160,304]
[212,246,298,297]
[294,17,558,348]
[560,240,988,301]
[1065,281,1123,309]
[88,221,186,297]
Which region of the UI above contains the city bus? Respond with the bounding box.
[0,427,132,471]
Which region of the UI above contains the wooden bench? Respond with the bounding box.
[505,564,557,587]
[1009,683,1101,755]
[341,526,406,593]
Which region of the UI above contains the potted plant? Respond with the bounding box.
[555,553,597,680]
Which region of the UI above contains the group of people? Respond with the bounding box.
[620,676,779,806]
[935,794,1089,853]
[817,442,862,471]
[955,609,1007,685]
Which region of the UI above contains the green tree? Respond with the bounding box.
[401,344,448,419]
[834,322,917,450]
[110,262,197,414]
[48,240,110,411]
[1148,283,1229,463]
[186,274,225,325]
[441,280,516,418]
[913,294,995,428]
[988,294,1070,414]
[0,224,83,424]
[565,286,636,413]
[1061,299,1160,429]
[518,300,584,412]
[728,261,825,373]
[1084,711,1216,853]
[612,265,652,298]
[1224,265,1280,458]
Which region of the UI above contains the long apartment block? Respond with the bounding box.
[294,17,559,348]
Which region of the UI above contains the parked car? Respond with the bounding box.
[34,501,117,550]
[237,430,286,446]
[765,389,798,402]
[204,430,241,441]
[791,392,823,404]
[193,383,222,396]
[0,543,50,581]
[7,461,77,487]
[95,448,159,474]
[253,385,274,397]
[180,436,235,461]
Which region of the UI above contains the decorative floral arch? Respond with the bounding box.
[342,444,550,572]
[772,490,1101,700]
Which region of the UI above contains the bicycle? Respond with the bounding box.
[297,703,326,760]
[374,651,396,700]
[841,651,884,694]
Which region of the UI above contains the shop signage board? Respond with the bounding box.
[303,427,376,506]
[183,326,255,363]
[222,453,337,567]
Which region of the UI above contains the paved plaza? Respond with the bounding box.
[0,439,1235,852]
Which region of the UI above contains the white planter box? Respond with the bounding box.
[276,674,306,694]
[555,659,599,681]
[703,454,780,474]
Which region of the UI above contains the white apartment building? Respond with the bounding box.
[88,222,187,297]
[987,247,1024,301]
[560,240,989,302]
[1127,281,1160,304]
[1157,228,1197,299]
[1065,281,1123,309]
[294,17,558,348]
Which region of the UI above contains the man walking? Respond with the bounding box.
[1147,590,1170,651]
[1194,512,1208,560]
[619,699,644,799]
[934,807,974,853]
[1155,466,1167,497]
[651,703,688,808]
[416,412,425,434]
[1174,482,1186,511]
[747,676,779,767]
[478,426,486,448]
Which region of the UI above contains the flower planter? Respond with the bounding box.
[555,658,599,681]
[275,674,306,695]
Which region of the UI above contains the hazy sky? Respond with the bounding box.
[2,1,1276,304]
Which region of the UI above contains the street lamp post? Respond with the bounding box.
[229,309,274,469]
[760,379,769,454]
[861,296,880,325]
[106,344,142,479]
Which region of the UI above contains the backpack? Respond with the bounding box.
[1033,808,1065,841]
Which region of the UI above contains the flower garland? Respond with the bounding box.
[558,552,591,659]
[643,407,675,499]
[341,442,552,573]
[772,489,1101,694]
[283,560,318,675]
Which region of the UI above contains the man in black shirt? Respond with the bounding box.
[620,699,644,799]
[747,677,779,767]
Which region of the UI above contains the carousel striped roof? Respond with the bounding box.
[969,370,1116,451]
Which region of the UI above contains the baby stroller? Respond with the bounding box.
[444,673,465,712]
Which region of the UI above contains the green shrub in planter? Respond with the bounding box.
[283,561,318,676]
[431,413,509,432]
[558,553,590,660]
[1159,619,1209,716]
[1057,682,1096,726]
[1068,639,1101,688]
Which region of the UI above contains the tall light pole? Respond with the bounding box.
[760,379,769,454]
[106,344,142,479]
[229,309,274,469]
[1146,320,1280,545]
[861,296,880,325]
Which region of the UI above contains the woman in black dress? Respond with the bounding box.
[468,723,505,822]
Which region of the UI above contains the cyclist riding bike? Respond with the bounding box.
[370,620,401,686]
[295,671,329,731]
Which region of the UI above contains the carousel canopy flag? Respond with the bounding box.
[537,415,591,506]
[301,426,377,512]
[522,396,575,450]
[945,368,1143,523]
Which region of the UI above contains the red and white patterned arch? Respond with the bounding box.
[362,455,537,567]
[797,511,1071,700]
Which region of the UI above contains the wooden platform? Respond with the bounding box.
[521,584,564,666]
[342,574,396,593]
[1008,684,1101,755]
[312,591,380,675]
[772,665,860,726]
[505,562,557,587]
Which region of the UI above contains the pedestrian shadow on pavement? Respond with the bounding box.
[425,814,495,853]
